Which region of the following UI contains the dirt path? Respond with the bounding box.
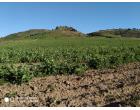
[0,62,140,107]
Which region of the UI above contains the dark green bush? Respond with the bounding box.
[0,65,32,84]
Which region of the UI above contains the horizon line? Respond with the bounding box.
[1,26,140,38]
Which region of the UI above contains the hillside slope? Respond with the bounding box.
[1,27,140,40]
[87,28,140,38]
[2,26,85,40]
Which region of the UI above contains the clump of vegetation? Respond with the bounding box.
[5,92,17,98]
[0,65,33,84]
[55,26,78,32]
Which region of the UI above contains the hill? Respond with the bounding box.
[87,28,140,38]
[2,26,85,40]
[1,27,140,40]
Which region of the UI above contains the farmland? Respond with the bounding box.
[0,29,140,106]
[0,36,140,84]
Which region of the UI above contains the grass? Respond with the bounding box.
[1,37,140,48]
[0,36,140,84]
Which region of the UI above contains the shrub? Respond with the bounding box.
[0,65,32,84]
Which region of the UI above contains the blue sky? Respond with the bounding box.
[0,2,140,37]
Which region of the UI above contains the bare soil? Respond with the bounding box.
[0,62,140,107]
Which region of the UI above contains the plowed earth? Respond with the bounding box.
[0,62,140,107]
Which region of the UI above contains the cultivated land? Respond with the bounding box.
[0,27,140,106]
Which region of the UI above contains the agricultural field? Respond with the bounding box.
[0,31,140,106]
[0,36,139,84]
[1,2,140,107]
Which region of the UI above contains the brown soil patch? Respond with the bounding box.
[0,62,140,107]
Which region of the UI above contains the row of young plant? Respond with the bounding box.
[0,46,139,84]
[0,46,139,63]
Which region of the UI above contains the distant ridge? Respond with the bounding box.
[2,26,140,40]
[3,26,85,40]
[87,28,140,38]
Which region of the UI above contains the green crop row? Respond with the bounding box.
[0,46,139,84]
[0,46,139,63]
